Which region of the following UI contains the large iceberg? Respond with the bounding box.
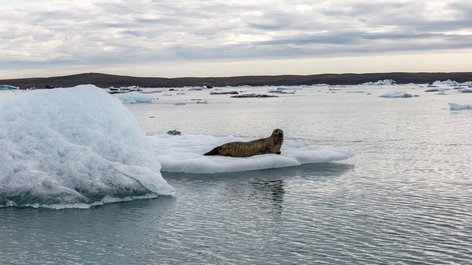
[0,85,174,209]
[149,134,353,174]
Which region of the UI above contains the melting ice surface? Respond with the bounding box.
[149,134,353,173]
[0,85,174,209]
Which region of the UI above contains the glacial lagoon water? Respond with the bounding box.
[1,84,471,264]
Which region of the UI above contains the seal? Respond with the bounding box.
[204,129,284,157]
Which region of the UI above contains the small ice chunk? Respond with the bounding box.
[379,91,413,98]
[461,87,472,93]
[425,88,441,92]
[448,103,472,111]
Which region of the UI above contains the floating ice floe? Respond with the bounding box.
[461,87,472,93]
[379,91,413,98]
[210,90,239,95]
[362,79,396,85]
[149,134,353,174]
[107,86,142,94]
[433,79,459,86]
[0,85,174,209]
[448,103,472,111]
[268,87,296,94]
[425,87,441,92]
[231,93,278,98]
[0,85,18,90]
[114,91,153,104]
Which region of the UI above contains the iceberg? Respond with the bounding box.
[114,91,153,104]
[0,85,174,209]
[148,134,353,174]
[379,91,413,98]
[448,103,472,111]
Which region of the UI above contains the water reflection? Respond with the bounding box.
[163,162,353,219]
[249,179,285,213]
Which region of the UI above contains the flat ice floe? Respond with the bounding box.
[379,91,413,98]
[149,134,353,173]
[0,85,174,209]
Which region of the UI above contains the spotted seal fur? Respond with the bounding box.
[204,129,284,157]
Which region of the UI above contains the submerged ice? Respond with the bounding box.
[0,85,174,209]
[149,134,353,173]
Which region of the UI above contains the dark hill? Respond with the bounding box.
[1,72,471,89]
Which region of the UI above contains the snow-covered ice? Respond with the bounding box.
[149,134,353,174]
[114,91,153,104]
[0,85,174,208]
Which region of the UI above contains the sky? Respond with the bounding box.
[0,0,471,78]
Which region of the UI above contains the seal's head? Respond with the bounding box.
[271,129,284,139]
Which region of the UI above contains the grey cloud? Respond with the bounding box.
[0,0,470,71]
[121,30,144,37]
[448,1,472,19]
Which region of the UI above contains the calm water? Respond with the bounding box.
[1,85,471,264]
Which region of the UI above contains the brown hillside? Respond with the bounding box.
[1,72,471,89]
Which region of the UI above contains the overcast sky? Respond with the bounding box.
[0,0,471,78]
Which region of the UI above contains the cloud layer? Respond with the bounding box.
[0,0,471,75]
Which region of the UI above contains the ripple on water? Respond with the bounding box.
[2,87,472,264]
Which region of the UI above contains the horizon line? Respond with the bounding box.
[2,71,472,81]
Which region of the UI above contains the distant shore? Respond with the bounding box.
[1,72,471,89]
